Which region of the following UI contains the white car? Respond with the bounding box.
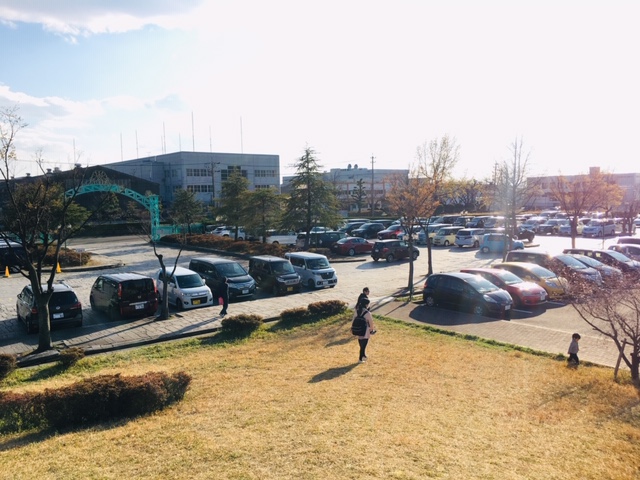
[155,267,214,310]
[213,227,246,240]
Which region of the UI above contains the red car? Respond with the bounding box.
[460,267,547,309]
[331,237,373,256]
[377,225,405,240]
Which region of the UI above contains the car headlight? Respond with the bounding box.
[547,281,558,288]
[483,295,498,303]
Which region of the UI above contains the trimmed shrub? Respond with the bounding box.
[279,307,311,324]
[221,314,263,335]
[0,354,17,380]
[58,347,85,368]
[0,371,191,432]
[307,300,348,316]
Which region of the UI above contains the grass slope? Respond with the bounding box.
[1,316,639,480]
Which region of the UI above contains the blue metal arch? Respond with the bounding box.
[65,184,161,240]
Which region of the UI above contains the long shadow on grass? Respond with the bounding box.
[309,363,359,383]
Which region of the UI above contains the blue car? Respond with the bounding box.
[479,233,524,254]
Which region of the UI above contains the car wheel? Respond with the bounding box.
[372,257,379,262]
[176,299,184,310]
[481,246,490,253]
[473,240,480,248]
[386,254,395,262]
[444,240,450,246]
[90,297,97,311]
[412,251,419,260]
[307,279,315,289]
[272,241,279,245]
[424,295,436,307]
[472,304,486,316]
[348,248,356,256]
[272,284,279,296]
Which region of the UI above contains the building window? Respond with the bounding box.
[186,185,213,193]
[255,169,276,177]
[221,166,247,181]
[186,168,210,177]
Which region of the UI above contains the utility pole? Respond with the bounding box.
[370,154,375,217]
[210,158,221,207]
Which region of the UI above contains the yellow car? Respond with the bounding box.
[492,262,568,299]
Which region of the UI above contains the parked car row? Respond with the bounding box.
[422,239,640,320]
[16,252,340,334]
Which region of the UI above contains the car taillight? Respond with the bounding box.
[72,301,82,309]
[31,307,38,315]
[117,284,122,299]
[382,247,389,253]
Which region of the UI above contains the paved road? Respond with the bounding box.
[0,234,629,368]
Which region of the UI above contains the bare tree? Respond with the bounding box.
[418,135,459,275]
[126,199,184,321]
[386,135,458,298]
[549,171,624,248]
[1,107,92,351]
[489,138,541,258]
[570,285,640,391]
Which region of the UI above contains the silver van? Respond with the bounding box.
[284,252,338,289]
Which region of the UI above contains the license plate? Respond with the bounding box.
[287,286,293,292]
[52,313,64,319]
[242,289,248,294]
[134,304,144,310]
[193,299,201,305]
[505,305,511,310]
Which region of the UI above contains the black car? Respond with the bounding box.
[516,227,536,242]
[189,257,256,300]
[16,282,83,333]
[351,223,386,239]
[563,248,640,276]
[371,239,419,262]
[422,272,513,319]
[537,219,567,235]
[0,240,27,273]
[90,273,158,320]
[248,255,301,295]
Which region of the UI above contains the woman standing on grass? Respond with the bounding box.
[354,298,376,363]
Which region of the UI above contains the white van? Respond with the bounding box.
[284,252,338,289]
[263,230,297,246]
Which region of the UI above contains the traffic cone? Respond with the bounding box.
[56,262,62,273]
[4,266,10,278]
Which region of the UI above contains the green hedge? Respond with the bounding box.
[0,371,191,433]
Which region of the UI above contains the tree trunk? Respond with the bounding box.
[37,300,53,352]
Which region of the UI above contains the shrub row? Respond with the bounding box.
[0,371,191,433]
[280,300,347,325]
[0,353,17,380]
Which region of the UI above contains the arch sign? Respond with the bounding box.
[65,170,161,240]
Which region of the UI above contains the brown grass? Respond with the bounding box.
[1,317,640,480]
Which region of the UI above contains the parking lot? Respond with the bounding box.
[0,233,629,366]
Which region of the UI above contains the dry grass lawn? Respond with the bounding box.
[1,315,640,480]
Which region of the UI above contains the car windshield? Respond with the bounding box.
[307,258,330,269]
[50,291,78,307]
[493,270,523,285]
[272,262,295,274]
[570,255,600,268]
[555,254,587,269]
[216,262,248,277]
[121,279,154,301]
[528,265,557,279]
[465,276,500,294]
[176,274,204,288]
[605,250,633,262]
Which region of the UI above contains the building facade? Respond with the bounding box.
[103,151,280,206]
[527,167,640,211]
[282,163,409,215]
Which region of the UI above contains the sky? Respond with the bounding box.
[1,1,639,181]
